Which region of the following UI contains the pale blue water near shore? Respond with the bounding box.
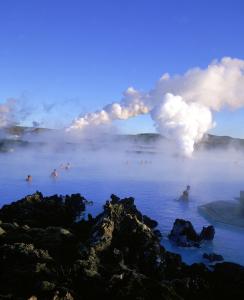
[1,148,244,265]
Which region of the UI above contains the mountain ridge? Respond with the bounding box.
[0,126,244,152]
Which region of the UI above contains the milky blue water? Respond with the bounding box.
[1,148,244,265]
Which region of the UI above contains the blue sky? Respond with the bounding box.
[0,0,244,136]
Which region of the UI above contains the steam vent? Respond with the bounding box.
[199,191,244,228]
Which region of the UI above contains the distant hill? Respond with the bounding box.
[197,134,244,150]
[116,133,244,151]
[2,125,50,136]
[0,126,50,152]
[0,126,244,153]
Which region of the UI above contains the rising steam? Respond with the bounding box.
[151,93,214,157]
[68,57,244,156]
[0,99,17,128]
[68,87,149,130]
[150,57,244,110]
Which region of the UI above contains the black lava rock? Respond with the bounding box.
[143,214,158,229]
[203,253,224,262]
[200,225,215,241]
[168,219,215,247]
[0,193,243,300]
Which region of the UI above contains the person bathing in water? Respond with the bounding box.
[25,175,32,182]
[65,162,70,170]
[51,169,58,178]
[60,163,70,170]
[180,185,190,200]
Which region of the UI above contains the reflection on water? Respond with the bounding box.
[0,149,244,265]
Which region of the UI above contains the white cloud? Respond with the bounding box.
[68,57,244,156]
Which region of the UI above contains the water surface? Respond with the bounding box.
[1,148,244,265]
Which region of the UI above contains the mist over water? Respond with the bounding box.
[1,138,244,265]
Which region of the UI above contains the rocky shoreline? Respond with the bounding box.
[0,192,244,299]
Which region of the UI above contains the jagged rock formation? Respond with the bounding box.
[0,192,243,299]
[168,219,215,247]
[203,253,224,263]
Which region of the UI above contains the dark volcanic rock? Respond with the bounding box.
[168,219,200,247]
[168,219,215,247]
[0,191,89,228]
[200,225,215,240]
[143,214,158,229]
[211,262,244,299]
[203,253,224,262]
[0,192,243,300]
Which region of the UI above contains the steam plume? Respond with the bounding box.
[151,93,214,157]
[150,57,244,110]
[0,99,17,128]
[68,87,149,130]
[68,57,244,156]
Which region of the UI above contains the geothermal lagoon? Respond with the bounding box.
[1,142,244,266]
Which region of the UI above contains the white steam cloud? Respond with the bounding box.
[151,93,214,157]
[150,57,244,110]
[69,57,244,156]
[68,87,149,131]
[0,99,17,128]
